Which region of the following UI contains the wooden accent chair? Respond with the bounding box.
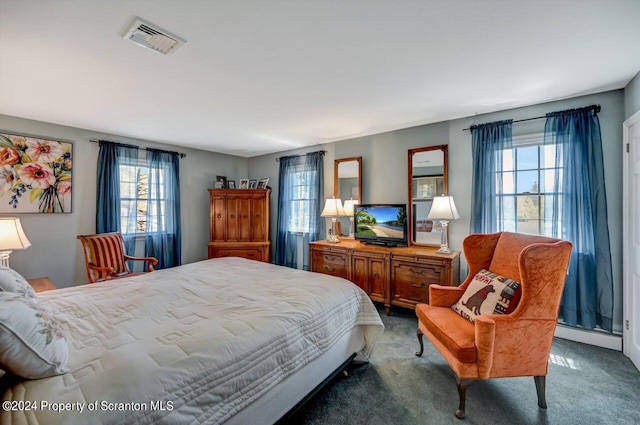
[77,232,158,283]
[415,232,572,419]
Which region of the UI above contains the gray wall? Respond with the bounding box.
[249,89,625,332]
[0,114,248,288]
[625,70,640,119]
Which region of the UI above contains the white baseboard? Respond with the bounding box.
[554,324,622,351]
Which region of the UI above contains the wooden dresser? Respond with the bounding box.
[310,239,460,315]
[207,188,271,262]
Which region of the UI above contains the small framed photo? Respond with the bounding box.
[215,175,227,188]
[227,180,236,189]
[239,179,250,189]
[248,179,258,189]
[214,181,224,189]
[257,177,269,189]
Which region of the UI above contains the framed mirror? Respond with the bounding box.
[334,157,362,237]
[334,157,362,203]
[408,145,448,247]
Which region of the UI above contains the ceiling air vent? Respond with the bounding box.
[122,17,186,55]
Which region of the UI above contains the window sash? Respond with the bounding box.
[496,135,561,236]
[286,165,318,234]
[119,161,169,234]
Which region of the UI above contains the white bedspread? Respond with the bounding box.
[1,258,384,425]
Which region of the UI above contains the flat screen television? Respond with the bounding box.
[354,204,408,247]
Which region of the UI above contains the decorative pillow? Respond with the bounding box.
[0,291,69,379]
[0,266,37,302]
[451,269,522,323]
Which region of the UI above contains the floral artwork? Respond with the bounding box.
[0,132,72,213]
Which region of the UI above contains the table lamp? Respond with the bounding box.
[321,197,345,243]
[427,195,459,254]
[0,217,32,267]
[342,199,359,238]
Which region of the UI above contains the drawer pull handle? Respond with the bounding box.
[409,268,425,275]
[216,214,222,219]
[410,281,425,288]
[325,255,337,261]
[230,214,235,218]
[324,266,336,272]
[373,273,380,279]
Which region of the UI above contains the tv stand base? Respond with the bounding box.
[362,240,406,248]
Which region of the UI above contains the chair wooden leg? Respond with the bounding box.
[534,375,547,409]
[455,377,474,419]
[415,329,424,357]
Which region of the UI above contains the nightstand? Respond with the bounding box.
[27,277,56,293]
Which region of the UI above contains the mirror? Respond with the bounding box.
[334,157,362,237]
[334,157,362,203]
[408,145,448,246]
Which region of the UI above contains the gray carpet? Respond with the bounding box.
[282,307,640,425]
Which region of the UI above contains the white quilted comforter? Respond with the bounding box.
[1,258,384,425]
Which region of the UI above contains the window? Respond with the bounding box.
[287,165,319,233]
[119,160,167,234]
[496,134,562,236]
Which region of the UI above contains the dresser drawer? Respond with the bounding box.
[391,261,447,304]
[311,250,349,278]
[208,246,266,262]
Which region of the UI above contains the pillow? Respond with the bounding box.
[0,266,37,302]
[0,291,69,379]
[451,269,522,323]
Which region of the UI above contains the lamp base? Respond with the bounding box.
[0,250,12,268]
[435,220,451,254]
[435,247,452,254]
[327,235,341,243]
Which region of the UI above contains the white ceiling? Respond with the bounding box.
[1,1,639,158]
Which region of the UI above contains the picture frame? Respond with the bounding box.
[257,177,269,189]
[227,180,236,189]
[0,131,73,213]
[412,175,444,201]
[248,179,257,189]
[214,181,224,189]
[239,179,249,189]
[215,175,227,188]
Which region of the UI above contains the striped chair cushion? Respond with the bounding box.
[87,234,128,275]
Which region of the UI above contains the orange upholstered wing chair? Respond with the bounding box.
[415,232,572,419]
[77,232,158,283]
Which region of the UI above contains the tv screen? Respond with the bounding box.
[354,204,408,247]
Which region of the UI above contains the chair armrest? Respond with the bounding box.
[124,255,159,271]
[87,263,116,281]
[429,285,465,307]
[475,314,556,379]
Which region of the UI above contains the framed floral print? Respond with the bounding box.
[0,132,72,213]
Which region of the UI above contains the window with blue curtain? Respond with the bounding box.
[470,107,614,332]
[96,141,181,270]
[275,151,324,270]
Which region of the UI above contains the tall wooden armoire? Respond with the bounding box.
[207,188,271,262]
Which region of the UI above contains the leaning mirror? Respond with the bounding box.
[334,157,362,237]
[334,157,362,203]
[408,145,448,247]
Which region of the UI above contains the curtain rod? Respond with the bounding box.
[462,104,601,132]
[90,139,186,158]
[275,149,326,162]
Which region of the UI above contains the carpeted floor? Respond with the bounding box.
[282,306,640,425]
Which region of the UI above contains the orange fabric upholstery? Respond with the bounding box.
[77,232,158,283]
[415,232,572,419]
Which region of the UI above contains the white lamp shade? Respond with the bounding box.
[427,196,460,221]
[0,217,32,250]
[321,198,345,217]
[343,199,358,216]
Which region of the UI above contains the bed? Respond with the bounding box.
[0,257,384,425]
